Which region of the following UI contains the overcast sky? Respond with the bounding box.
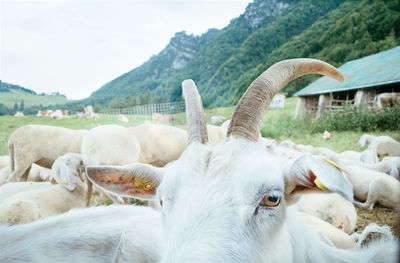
[1,0,252,100]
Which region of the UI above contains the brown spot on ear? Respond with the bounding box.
[86,166,158,197]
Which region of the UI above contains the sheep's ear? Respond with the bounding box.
[86,164,163,200]
[60,163,77,191]
[359,135,367,147]
[284,154,353,201]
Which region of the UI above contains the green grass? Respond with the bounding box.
[0,89,70,108]
[0,97,399,155]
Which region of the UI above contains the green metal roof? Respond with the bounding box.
[294,46,400,97]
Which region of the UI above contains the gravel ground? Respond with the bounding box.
[355,205,399,237]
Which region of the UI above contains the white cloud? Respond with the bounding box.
[0,0,251,100]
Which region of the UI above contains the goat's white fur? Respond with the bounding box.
[0,205,162,263]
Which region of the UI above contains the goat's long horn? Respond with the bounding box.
[227,59,344,141]
[182,79,209,144]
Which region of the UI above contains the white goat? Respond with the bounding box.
[0,153,89,224]
[7,125,88,182]
[85,60,398,263]
[0,205,162,263]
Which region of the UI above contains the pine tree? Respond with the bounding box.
[145,90,152,104]
[13,102,18,112]
[19,100,24,111]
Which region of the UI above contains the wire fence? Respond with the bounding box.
[100,101,186,115]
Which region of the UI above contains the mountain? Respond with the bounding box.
[87,0,400,108]
[0,81,69,110]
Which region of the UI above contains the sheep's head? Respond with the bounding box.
[87,59,351,263]
[51,153,84,191]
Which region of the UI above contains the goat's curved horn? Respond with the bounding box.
[227,59,344,141]
[182,79,209,144]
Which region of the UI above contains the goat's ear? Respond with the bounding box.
[60,163,78,191]
[283,154,353,201]
[86,164,163,200]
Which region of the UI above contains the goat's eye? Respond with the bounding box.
[262,195,280,207]
[159,197,163,207]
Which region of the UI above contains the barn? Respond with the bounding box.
[294,46,400,118]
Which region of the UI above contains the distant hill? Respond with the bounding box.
[0,81,69,108]
[86,0,400,108]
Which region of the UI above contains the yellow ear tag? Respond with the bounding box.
[322,157,351,176]
[144,163,153,167]
[144,183,153,190]
[62,178,68,184]
[314,178,327,190]
[134,177,153,190]
[134,177,144,188]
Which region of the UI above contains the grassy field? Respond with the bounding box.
[0,89,70,108]
[0,97,399,155]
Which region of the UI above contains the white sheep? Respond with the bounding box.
[50,109,64,120]
[7,125,88,182]
[0,181,51,204]
[360,134,400,156]
[367,135,400,157]
[359,134,377,147]
[359,150,379,164]
[299,212,355,249]
[0,155,9,169]
[294,192,357,234]
[0,205,162,263]
[14,111,24,117]
[81,124,142,166]
[0,166,10,185]
[118,114,129,122]
[220,119,230,131]
[82,122,225,168]
[26,164,52,182]
[211,115,226,124]
[330,157,400,210]
[1,164,51,185]
[325,155,400,178]
[0,153,89,224]
[206,124,227,143]
[301,213,393,250]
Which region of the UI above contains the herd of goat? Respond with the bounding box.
[0,59,399,262]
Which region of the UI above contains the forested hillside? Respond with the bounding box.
[0,81,69,115]
[86,0,399,109]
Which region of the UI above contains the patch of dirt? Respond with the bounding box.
[355,205,399,237]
